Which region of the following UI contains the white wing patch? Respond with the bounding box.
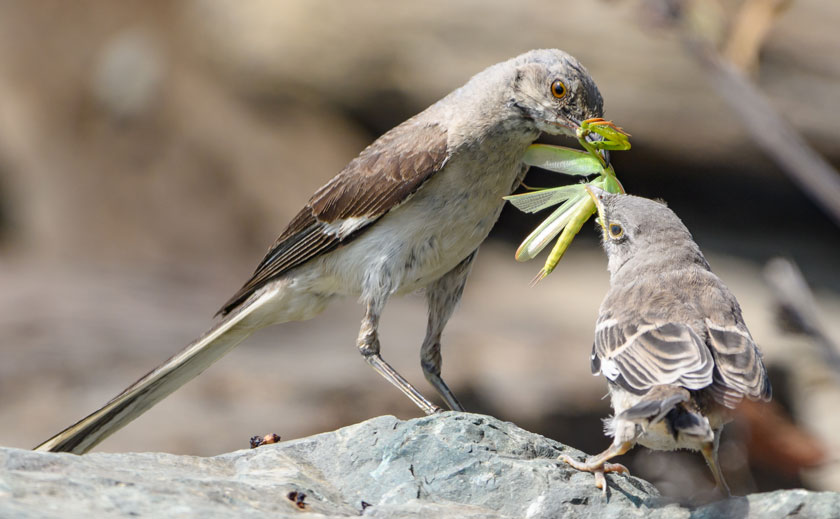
[321,216,377,239]
[600,357,621,381]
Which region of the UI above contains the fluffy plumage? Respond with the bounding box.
[561,188,771,496]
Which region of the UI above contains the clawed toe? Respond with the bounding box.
[559,454,589,471]
[602,462,629,475]
[559,453,630,495]
[559,454,628,474]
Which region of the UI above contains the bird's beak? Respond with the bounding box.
[549,115,581,137]
[567,115,590,133]
[585,185,608,230]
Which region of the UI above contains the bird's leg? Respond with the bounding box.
[559,440,633,494]
[357,299,441,415]
[701,430,732,497]
[420,250,478,411]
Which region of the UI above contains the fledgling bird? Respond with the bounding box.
[560,187,771,495]
[36,49,605,454]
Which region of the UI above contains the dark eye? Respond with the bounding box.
[608,222,624,239]
[551,79,567,99]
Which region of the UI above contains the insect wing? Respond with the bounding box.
[522,144,603,176]
[504,184,584,214]
[514,193,587,261]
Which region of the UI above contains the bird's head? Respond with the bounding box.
[506,49,604,138]
[585,186,705,277]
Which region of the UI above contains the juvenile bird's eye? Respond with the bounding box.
[608,222,624,239]
[551,80,567,99]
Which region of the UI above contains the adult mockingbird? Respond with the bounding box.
[560,187,772,495]
[36,49,605,454]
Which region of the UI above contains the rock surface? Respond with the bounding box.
[2,413,837,518]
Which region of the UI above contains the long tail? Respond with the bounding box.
[34,289,278,454]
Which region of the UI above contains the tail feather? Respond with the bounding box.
[615,385,714,443]
[34,289,277,454]
[617,386,690,424]
[618,392,688,424]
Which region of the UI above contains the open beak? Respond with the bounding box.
[585,185,608,230]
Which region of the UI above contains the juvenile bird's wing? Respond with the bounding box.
[220,119,450,314]
[594,269,771,409]
[591,314,715,395]
[683,272,771,407]
[704,318,772,408]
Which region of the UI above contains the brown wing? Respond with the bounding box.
[218,119,449,315]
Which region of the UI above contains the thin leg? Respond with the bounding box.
[559,441,633,495]
[421,250,478,411]
[701,430,731,497]
[357,299,441,415]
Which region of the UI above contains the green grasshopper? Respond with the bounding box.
[504,118,631,284]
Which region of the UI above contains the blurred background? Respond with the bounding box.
[1,0,838,503]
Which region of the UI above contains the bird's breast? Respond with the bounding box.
[318,139,531,298]
[391,144,529,290]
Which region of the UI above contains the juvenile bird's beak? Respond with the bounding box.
[585,185,608,230]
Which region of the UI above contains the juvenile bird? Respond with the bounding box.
[36,49,605,454]
[560,187,771,495]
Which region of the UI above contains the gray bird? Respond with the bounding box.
[36,49,605,454]
[560,187,771,495]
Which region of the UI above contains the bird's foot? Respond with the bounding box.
[559,454,629,495]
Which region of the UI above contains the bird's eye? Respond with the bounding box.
[608,222,624,239]
[551,80,567,99]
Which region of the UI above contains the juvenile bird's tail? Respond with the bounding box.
[617,385,714,443]
[34,289,279,454]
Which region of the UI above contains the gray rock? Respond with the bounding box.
[1,413,837,518]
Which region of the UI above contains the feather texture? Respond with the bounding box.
[219,120,449,314]
[592,317,714,393]
[589,190,771,409]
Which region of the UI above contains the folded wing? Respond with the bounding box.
[705,319,772,407]
[219,119,449,314]
[591,313,772,409]
[591,316,715,395]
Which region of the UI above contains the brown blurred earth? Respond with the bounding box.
[1,0,839,499]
